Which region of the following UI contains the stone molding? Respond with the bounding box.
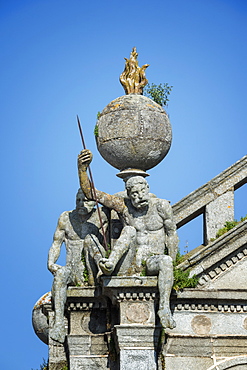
[207,356,247,370]
[117,291,157,301]
[174,302,247,313]
[177,220,247,286]
[198,245,247,287]
[171,289,247,314]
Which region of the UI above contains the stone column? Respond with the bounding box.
[66,287,110,370]
[45,307,68,370]
[102,276,161,370]
[204,189,234,243]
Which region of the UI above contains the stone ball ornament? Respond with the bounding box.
[32,292,51,344]
[95,94,172,174]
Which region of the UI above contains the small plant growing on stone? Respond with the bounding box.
[215,215,247,239]
[144,83,173,107]
[172,251,199,291]
[94,111,101,137]
[173,268,199,291]
[140,259,147,276]
[94,123,99,137]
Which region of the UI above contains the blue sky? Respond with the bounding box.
[1,0,246,368]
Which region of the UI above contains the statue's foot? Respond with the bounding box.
[99,258,114,275]
[49,323,66,343]
[158,308,176,329]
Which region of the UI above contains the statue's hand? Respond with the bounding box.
[48,263,62,276]
[78,149,93,171]
[99,258,114,275]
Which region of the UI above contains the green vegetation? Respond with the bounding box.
[215,215,247,238]
[94,123,98,137]
[143,82,173,107]
[173,250,199,291]
[173,268,199,291]
[94,111,102,137]
[140,259,147,276]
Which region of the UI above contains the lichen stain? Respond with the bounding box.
[109,103,124,110]
[146,103,156,109]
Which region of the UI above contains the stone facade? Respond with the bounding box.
[33,155,247,369]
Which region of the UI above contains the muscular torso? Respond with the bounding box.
[62,209,105,266]
[122,198,168,263]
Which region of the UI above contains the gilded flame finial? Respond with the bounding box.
[120,47,149,95]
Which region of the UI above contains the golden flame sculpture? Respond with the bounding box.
[120,47,149,95]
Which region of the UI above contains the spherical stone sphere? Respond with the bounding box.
[95,94,172,171]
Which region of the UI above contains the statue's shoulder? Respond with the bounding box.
[58,210,72,223]
[154,198,172,214]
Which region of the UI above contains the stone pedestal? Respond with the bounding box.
[102,276,161,370]
[66,287,110,370]
[43,307,68,370]
[44,277,162,369]
[114,325,160,370]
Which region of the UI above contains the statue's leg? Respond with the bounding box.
[50,266,72,343]
[74,260,85,286]
[84,234,106,285]
[99,225,136,275]
[147,255,176,329]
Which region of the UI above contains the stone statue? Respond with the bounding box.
[119,47,149,95]
[78,150,179,329]
[47,189,108,343]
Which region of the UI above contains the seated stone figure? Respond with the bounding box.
[47,189,108,343]
[78,149,179,329]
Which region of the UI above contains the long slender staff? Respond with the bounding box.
[77,115,108,251]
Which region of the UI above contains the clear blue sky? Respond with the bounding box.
[1,0,246,368]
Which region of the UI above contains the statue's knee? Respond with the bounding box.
[159,254,173,268]
[84,234,93,247]
[54,266,69,283]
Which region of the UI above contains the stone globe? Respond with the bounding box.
[95,94,172,172]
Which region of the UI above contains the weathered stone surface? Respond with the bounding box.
[101,276,158,325]
[32,292,51,344]
[164,356,213,370]
[48,311,68,370]
[69,356,109,370]
[191,314,212,334]
[214,356,247,369]
[119,349,157,370]
[96,94,172,171]
[114,325,160,370]
[205,190,234,242]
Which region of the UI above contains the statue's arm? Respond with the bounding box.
[78,149,125,213]
[158,200,179,261]
[47,212,66,275]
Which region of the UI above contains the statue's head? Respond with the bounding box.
[125,176,150,209]
[76,189,95,215]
